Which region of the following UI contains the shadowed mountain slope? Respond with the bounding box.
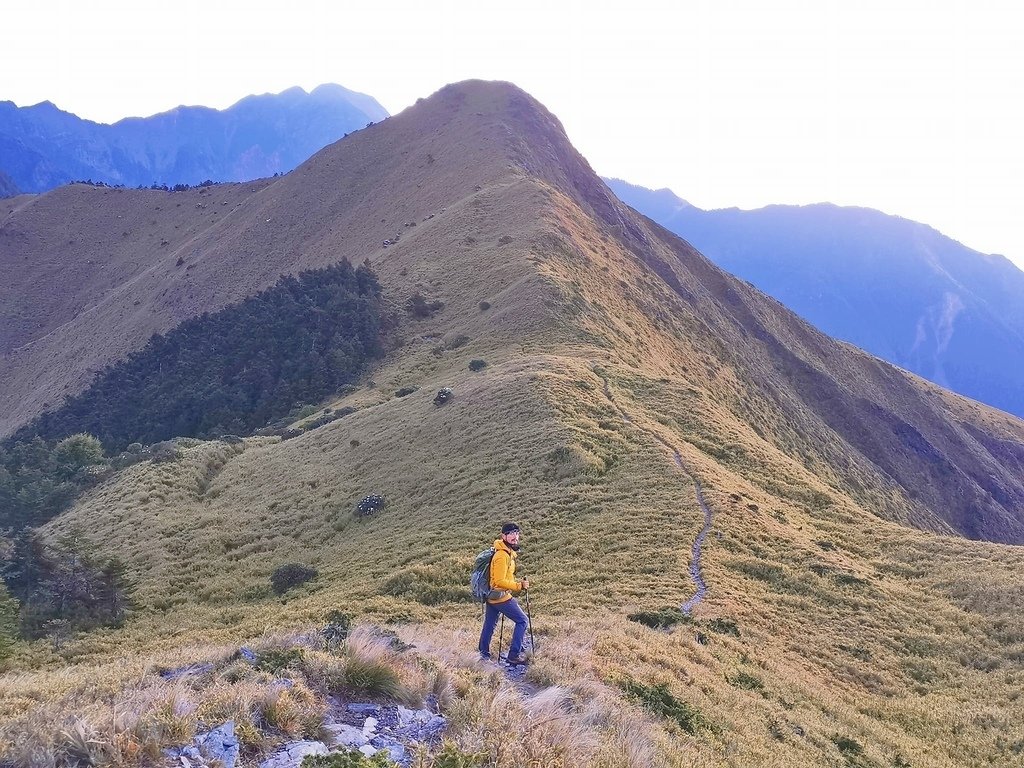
[607,178,1024,420]
[4,80,1024,767]
[0,84,387,192]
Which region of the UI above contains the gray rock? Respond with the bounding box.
[258,740,328,768]
[239,646,258,663]
[195,722,240,768]
[324,723,369,748]
[347,703,381,716]
[369,737,408,764]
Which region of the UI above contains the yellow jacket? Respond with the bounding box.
[488,538,522,604]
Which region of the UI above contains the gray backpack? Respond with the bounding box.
[470,548,496,602]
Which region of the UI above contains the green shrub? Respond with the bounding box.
[627,607,689,629]
[302,750,398,767]
[256,647,304,673]
[478,301,491,311]
[270,563,319,595]
[430,742,487,767]
[831,734,864,757]
[322,610,352,649]
[406,293,444,319]
[395,387,418,398]
[729,671,764,691]
[468,359,488,372]
[706,618,741,637]
[620,679,705,734]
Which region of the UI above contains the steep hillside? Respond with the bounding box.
[0,84,388,192]
[607,178,1024,419]
[3,81,1024,767]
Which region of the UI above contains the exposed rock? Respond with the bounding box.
[258,740,328,768]
[165,721,239,768]
[195,722,240,768]
[323,723,369,749]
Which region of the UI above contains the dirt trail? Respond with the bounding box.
[597,370,712,614]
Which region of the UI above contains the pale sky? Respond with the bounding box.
[5,1,1023,269]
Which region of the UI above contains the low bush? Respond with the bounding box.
[395,387,418,398]
[256,647,305,673]
[728,671,764,691]
[706,617,741,637]
[620,679,705,734]
[303,751,398,767]
[627,607,689,629]
[356,495,386,517]
[406,293,445,319]
[468,359,488,372]
[270,564,319,595]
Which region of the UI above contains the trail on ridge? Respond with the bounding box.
[596,371,712,614]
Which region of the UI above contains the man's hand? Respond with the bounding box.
[520,578,530,591]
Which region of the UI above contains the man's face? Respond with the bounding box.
[503,530,521,547]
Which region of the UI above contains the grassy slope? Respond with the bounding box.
[3,83,1023,766]
[5,179,1017,767]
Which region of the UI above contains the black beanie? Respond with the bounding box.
[501,522,521,534]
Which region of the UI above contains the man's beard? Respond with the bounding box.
[508,542,521,551]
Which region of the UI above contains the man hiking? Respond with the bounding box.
[478,522,531,664]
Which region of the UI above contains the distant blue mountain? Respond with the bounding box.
[0,169,17,197]
[0,84,388,192]
[607,178,1024,419]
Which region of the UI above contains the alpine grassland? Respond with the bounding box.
[3,82,1024,766]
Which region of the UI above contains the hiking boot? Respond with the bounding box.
[504,653,529,665]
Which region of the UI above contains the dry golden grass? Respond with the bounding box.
[4,85,1024,766]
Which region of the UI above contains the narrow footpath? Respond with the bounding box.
[598,371,712,614]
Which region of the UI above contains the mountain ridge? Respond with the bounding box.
[3,80,1024,766]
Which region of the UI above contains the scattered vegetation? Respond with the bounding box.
[468,359,488,372]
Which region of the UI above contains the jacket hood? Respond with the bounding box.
[493,538,517,556]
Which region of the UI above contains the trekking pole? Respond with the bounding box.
[498,614,505,660]
[524,589,536,653]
